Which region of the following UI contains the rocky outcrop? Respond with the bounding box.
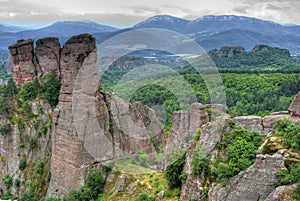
[8,40,36,87]
[288,92,300,117]
[233,115,263,133]
[209,153,287,201]
[262,112,291,133]
[8,37,61,87]
[0,99,53,197]
[105,96,162,157]
[265,184,298,201]
[35,37,61,76]
[48,34,99,197]
[188,103,209,134]
[163,104,210,168]
[216,46,246,58]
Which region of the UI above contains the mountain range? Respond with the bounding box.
[0,15,300,55]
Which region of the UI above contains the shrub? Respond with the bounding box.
[19,159,27,170]
[18,190,37,201]
[14,178,21,187]
[34,160,44,174]
[134,192,155,201]
[64,173,105,201]
[211,126,262,183]
[2,174,12,188]
[137,150,150,167]
[194,128,201,141]
[18,79,40,101]
[191,146,209,175]
[1,190,12,200]
[42,71,61,107]
[164,152,186,188]
[228,119,236,128]
[30,138,37,149]
[0,123,11,135]
[277,162,300,186]
[85,171,105,199]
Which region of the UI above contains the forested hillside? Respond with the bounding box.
[100,45,300,131]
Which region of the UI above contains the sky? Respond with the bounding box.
[0,0,299,28]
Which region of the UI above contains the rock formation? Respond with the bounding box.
[5,34,166,197]
[48,34,99,196]
[35,37,61,76]
[4,34,299,199]
[209,153,287,201]
[288,92,300,117]
[9,39,36,87]
[216,46,246,58]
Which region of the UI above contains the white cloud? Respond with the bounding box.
[0,0,299,26]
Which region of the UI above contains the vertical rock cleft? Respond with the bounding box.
[35,37,61,76]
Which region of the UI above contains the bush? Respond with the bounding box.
[85,171,105,200]
[19,159,27,170]
[277,162,300,186]
[211,126,262,183]
[191,146,209,175]
[0,123,11,135]
[18,79,40,101]
[194,128,201,141]
[34,160,44,174]
[137,150,150,167]
[274,119,300,151]
[2,174,12,188]
[14,178,21,187]
[18,190,37,201]
[164,152,186,188]
[42,71,61,107]
[134,192,155,201]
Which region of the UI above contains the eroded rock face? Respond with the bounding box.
[48,34,99,197]
[265,184,298,201]
[0,99,52,197]
[105,95,161,157]
[35,37,61,76]
[288,92,300,117]
[217,46,246,57]
[188,102,209,134]
[209,153,286,201]
[233,116,263,133]
[9,39,36,87]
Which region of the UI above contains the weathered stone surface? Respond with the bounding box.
[0,99,52,197]
[188,102,209,134]
[8,39,36,87]
[113,174,127,194]
[216,46,246,58]
[105,95,158,156]
[233,115,263,133]
[35,37,61,76]
[288,92,300,117]
[199,116,229,152]
[209,153,287,201]
[48,34,99,197]
[265,184,298,201]
[180,174,204,201]
[262,113,291,134]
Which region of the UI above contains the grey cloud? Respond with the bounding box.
[233,6,249,14]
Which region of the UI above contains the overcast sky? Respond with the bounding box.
[0,0,299,28]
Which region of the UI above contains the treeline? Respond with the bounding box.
[209,45,300,70]
[124,73,300,117]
